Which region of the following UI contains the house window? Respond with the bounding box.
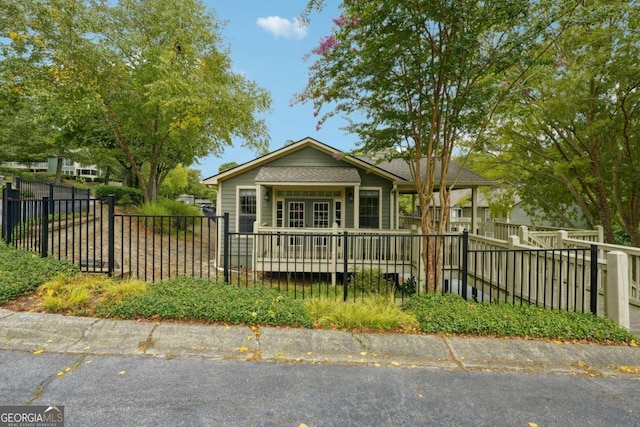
[359,189,380,228]
[239,189,256,232]
[451,208,463,218]
[335,201,342,227]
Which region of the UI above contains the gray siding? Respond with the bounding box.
[269,147,343,167]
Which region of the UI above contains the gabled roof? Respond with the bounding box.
[203,137,404,185]
[255,166,361,184]
[203,137,494,189]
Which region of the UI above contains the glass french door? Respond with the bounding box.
[288,201,305,253]
[288,202,305,227]
[313,202,330,228]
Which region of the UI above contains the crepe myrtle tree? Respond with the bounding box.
[296,0,580,291]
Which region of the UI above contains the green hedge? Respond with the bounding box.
[94,185,144,206]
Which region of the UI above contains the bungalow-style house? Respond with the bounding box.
[203,137,493,283]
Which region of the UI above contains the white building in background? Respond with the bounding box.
[2,157,100,181]
[48,158,100,181]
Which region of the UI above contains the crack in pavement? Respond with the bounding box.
[138,323,160,354]
[27,355,87,404]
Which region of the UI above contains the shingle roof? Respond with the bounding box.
[355,156,493,186]
[255,166,362,183]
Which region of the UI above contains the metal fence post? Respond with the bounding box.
[107,195,115,276]
[343,230,349,301]
[1,183,7,242]
[461,230,469,300]
[590,244,598,314]
[3,183,14,244]
[223,212,230,284]
[42,197,49,258]
[48,184,55,219]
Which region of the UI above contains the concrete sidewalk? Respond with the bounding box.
[1,308,638,378]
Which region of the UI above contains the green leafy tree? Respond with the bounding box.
[1,0,271,202]
[487,2,640,244]
[159,165,189,199]
[297,0,577,291]
[218,161,239,173]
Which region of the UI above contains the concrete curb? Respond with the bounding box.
[1,309,638,377]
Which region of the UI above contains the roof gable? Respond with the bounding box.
[203,137,404,185]
[202,137,493,189]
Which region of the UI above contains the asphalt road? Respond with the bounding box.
[1,350,638,427]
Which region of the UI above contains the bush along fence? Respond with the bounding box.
[0,192,600,313]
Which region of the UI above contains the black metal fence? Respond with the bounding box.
[13,177,91,200]
[0,192,599,313]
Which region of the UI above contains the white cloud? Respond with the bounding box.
[256,16,307,39]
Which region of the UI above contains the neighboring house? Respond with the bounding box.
[202,137,493,275]
[427,189,492,233]
[47,158,101,181]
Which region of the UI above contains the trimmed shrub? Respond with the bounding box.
[350,268,394,296]
[94,185,144,206]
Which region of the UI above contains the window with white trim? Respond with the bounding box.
[238,189,256,232]
[359,189,380,228]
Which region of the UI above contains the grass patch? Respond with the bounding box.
[305,295,419,332]
[404,293,637,343]
[38,274,148,315]
[98,277,313,328]
[0,244,78,304]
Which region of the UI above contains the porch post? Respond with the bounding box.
[256,184,263,227]
[353,185,360,229]
[391,185,398,229]
[471,187,479,234]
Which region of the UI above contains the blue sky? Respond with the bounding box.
[196,1,359,179]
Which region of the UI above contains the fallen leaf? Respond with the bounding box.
[617,365,640,374]
[57,371,64,377]
[118,370,126,375]
[529,423,538,427]
[360,351,367,356]
[64,367,72,372]
[390,361,400,366]
[418,394,423,398]
[237,346,249,353]
[47,339,53,343]
[32,349,45,355]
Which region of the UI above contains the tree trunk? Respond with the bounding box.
[55,156,63,184]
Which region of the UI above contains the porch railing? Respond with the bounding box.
[465,233,599,313]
